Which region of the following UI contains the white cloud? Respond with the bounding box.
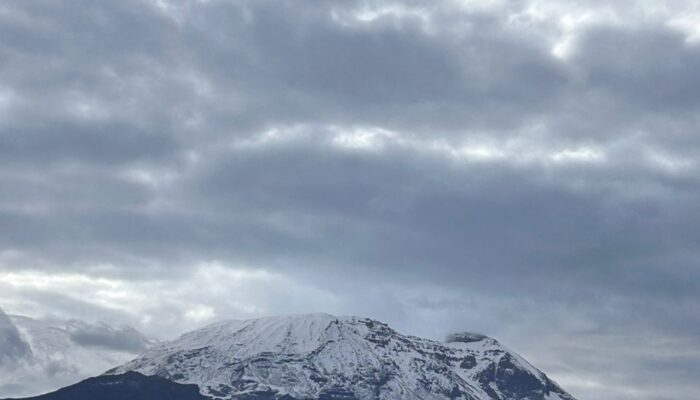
[0,262,341,339]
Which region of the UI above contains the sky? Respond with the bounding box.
[1,0,699,399]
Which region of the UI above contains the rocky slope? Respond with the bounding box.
[4,372,207,400]
[110,313,575,400]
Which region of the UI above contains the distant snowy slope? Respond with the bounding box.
[112,313,575,400]
[0,309,153,398]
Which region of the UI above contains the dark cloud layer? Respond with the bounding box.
[66,320,151,353]
[1,1,700,399]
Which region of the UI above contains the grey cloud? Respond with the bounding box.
[544,28,700,155]
[175,0,567,135]
[571,26,700,111]
[0,122,178,168]
[0,307,31,365]
[65,320,151,353]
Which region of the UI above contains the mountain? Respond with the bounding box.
[3,371,207,400]
[0,308,153,398]
[107,313,575,400]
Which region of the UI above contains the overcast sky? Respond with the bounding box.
[1,0,700,399]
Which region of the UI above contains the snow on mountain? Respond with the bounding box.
[111,313,575,400]
[0,309,153,398]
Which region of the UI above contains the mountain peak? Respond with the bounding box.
[204,312,341,333]
[112,314,576,400]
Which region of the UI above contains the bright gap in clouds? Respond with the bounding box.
[0,264,339,339]
[246,124,609,166]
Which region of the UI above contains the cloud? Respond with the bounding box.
[1,0,699,399]
[65,321,152,353]
[0,307,31,365]
[0,311,153,398]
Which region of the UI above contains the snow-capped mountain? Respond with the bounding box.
[111,313,575,400]
[0,306,153,398]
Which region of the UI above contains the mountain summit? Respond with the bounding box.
[108,313,575,400]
